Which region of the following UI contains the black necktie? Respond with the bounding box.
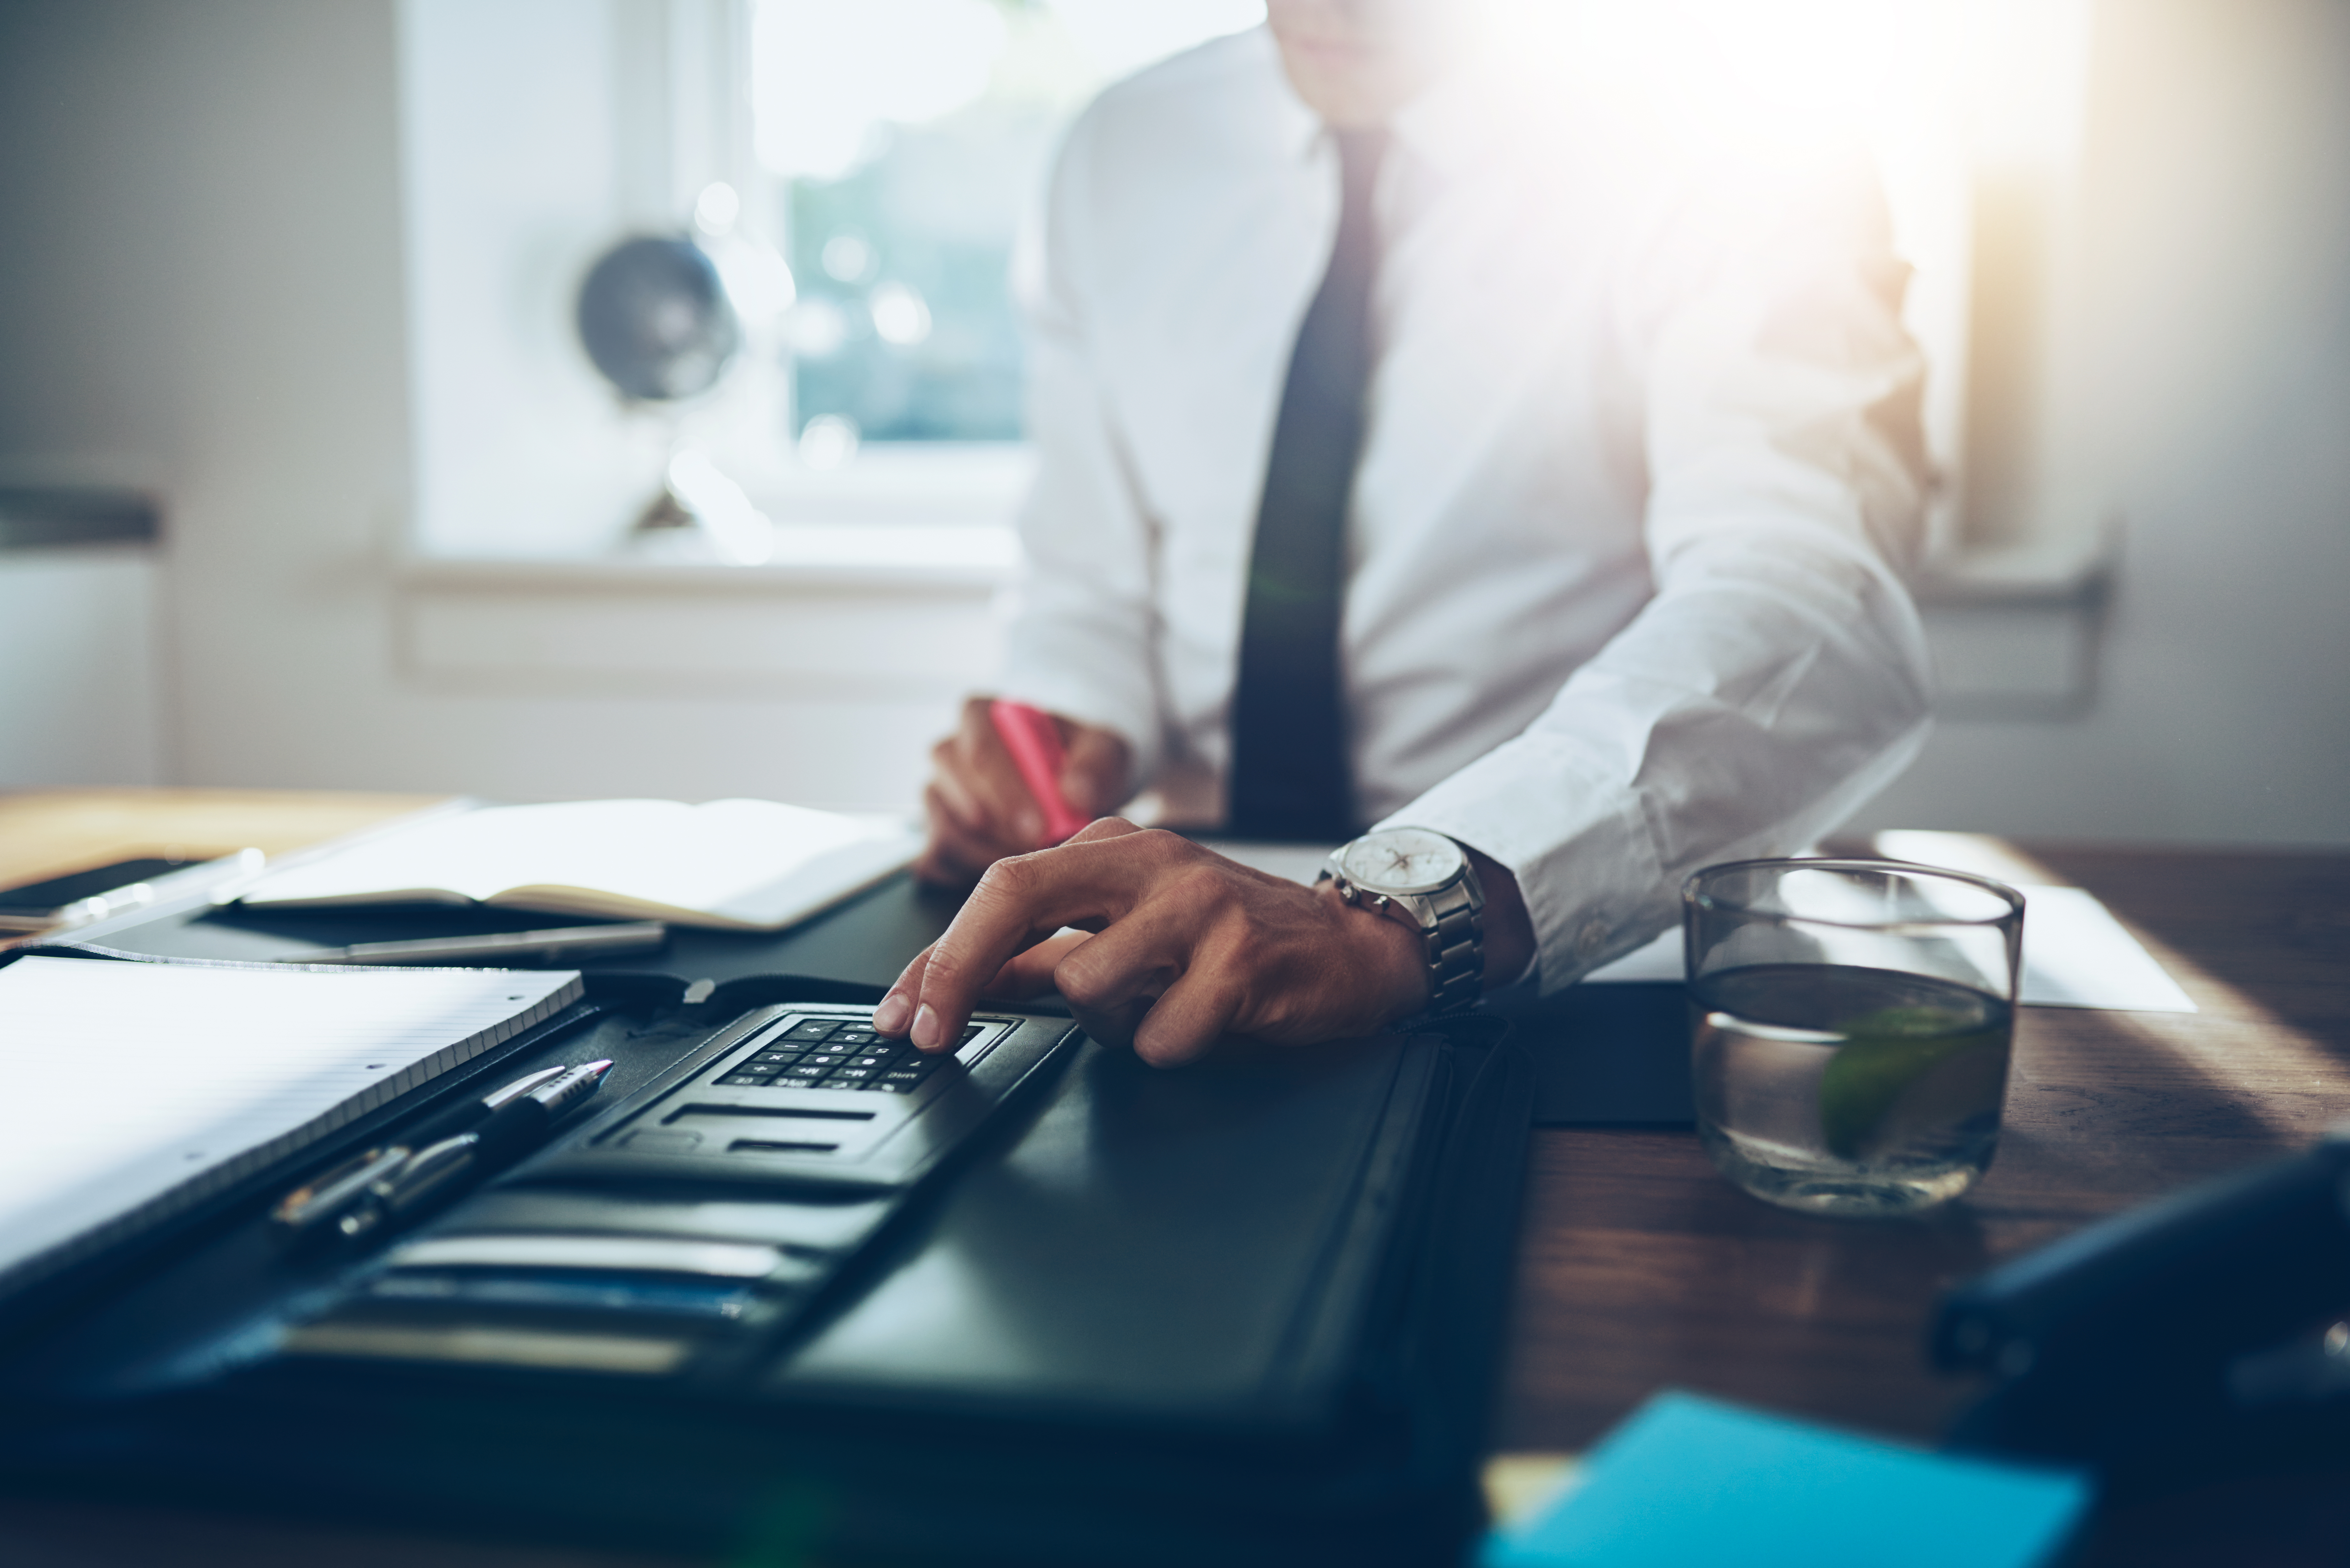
[1225,128,1388,842]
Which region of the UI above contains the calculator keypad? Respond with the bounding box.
[712,1018,985,1093]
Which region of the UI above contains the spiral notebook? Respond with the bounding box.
[0,955,581,1303]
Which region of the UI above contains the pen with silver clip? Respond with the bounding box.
[272,1060,611,1244]
[328,1059,616,1245]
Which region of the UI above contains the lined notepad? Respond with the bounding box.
[0,957,581,1300]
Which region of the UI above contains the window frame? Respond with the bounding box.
[400,0,2108,609]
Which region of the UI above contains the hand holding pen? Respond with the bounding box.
[913,697,1130,886]
[273,1060,614,1245]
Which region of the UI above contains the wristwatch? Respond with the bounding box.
[1319,827,1487,1015]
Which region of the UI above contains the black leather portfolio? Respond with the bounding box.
[0,957,1534,1567]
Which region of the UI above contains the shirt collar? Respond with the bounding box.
[1255,27,1505,184]
[1257,32,1326,165]
[1387,63,1505,182]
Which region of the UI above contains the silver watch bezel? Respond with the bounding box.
[1318,828,1487,1015]
[1328,826,1467,898]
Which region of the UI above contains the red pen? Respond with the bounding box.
[989,700,1089,846]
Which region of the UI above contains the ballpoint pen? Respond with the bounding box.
[328,1059,617,1244]
[272,1062,579,1241]
[990,700,1088,846]
[283,921,668,966]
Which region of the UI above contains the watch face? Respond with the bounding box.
[1337,828,1465,897]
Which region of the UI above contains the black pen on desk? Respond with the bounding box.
[332,1059,616,1244]
[272,1062,576,1242]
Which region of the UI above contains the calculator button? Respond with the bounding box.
[803,1040,854,1056]
[716,1073,771,1088]
[750,1050,801,1066]
[777,1064,830,1081]
[825,1066,878,1084]
[879,1064,937,1085]
[844,1053,893,1070]
[864,1080,920,1094]
[831,1030,879,1047]
[782,1021,839,1042]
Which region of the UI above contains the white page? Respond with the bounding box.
[1582,887,2198,1011]
[241,801,671,904]
[1199,842,2195,1014]
[242,798,919,927]
[0,957,580,1297]
[603,798,917,922]
[2003,886,2198,1012]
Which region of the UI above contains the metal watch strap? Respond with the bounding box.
[1415,878,1484,1015]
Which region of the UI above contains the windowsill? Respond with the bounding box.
[404,528,2113,600]
[402,524,1020,596]
[1912,532,2119,720]
[1913,531,2114,606]
[736,444,1036,527]
[404,443,1033,591]
[395,522,2120,716]
[394,530,1014,699]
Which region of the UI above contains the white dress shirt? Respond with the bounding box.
[994,27,1933,993]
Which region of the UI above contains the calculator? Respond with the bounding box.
[531,1003,1082,1193]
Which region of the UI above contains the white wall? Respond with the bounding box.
[0,547,162,787]
[0,0,959,812]
[0,0,2343,843]
[1852,0,2350,845]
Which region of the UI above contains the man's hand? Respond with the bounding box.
[878,819,1446,1067]
[914,697,1131,886]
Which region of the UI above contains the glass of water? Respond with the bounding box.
[1683,858,2026,1218]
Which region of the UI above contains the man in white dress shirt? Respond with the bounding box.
[876,0,1931,1064]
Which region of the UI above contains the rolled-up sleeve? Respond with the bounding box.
[993,112,1167,790]
[1383,152,1935,993]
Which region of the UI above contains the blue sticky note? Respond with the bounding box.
[1485,1391,2092,1568]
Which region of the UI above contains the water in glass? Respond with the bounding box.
[1691,962,2013,1217]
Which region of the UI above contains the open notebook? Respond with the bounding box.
[240,798,922,932]
[0,956,580,1303]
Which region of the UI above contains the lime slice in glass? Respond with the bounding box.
[1817,1006,2009,1161]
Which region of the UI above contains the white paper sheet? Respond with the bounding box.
[1197,840,2197,1014]
[0,957,581,1297]
[1582,885,2197,1011]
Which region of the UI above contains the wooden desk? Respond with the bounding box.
[2,793,2345,1565]
[1503,837,2350,1564]
[0,788,447,891]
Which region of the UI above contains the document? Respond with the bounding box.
[1200,840,2197,1012]
[240,798,921,931]
[1580,886,2197,1012]
[0,956,580,1300]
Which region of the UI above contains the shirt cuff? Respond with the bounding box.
[1375,732,1674,998]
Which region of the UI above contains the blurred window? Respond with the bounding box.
[399,0,2093,581]
[749,0,1265,467]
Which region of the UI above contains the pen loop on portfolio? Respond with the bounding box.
[273,1058,614,1245]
